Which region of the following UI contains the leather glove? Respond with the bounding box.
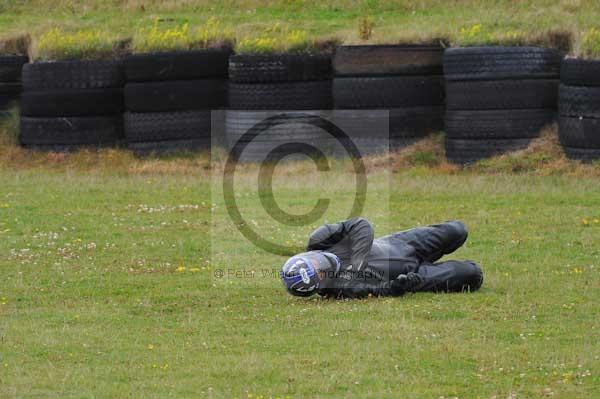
[395,272,424,292]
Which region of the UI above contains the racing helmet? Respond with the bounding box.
[280,256,320,297]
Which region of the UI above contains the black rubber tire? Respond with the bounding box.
[225,110,345,161]
[0,83,21,109]
[223,142,345,163]
[124,80,227,112]
[333,76,444,109]
[0,82,22,96]
[445,138,532,164]
[229,54,332,83]
[225,140,353,162]
[229,81,332,110]
[390,106,444,137]
[22,60,124,90]
[128,139,212,155]
[561,58,600,87]
[0,55,28,81]
[559,84,600,118]
[124,49,232,82]
[230,137,416,157]
[225,110,333,142]
[333,45,444,76]
[445,109,555,139]
[558,116,600,148]
[227,108,442,142]
[21,88,124,117]
[444,47,562,81]
[124,111,212,142]
[332,107,443,139]
[562,146,600,162]
[225,110,419,160]
[19,116,123,145]
[446,79,558,110]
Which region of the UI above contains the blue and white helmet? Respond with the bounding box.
[281,256,320,297]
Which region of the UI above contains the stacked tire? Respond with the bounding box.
[333,45,445,150]
[444,47,561,164]
[0,54,27,118]
[558,58,600,162]
[123,49,230,155]
[20,60,124,150]
[226,53,333,162]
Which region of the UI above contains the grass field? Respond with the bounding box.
[3,1,600,57]
[1,149,599,397]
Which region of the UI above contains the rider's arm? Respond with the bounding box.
[307,217,374,271]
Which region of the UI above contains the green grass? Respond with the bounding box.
[34,27,121,61]
[1,164,599,398]
[3,0,600,57]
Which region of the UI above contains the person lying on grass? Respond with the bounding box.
[281,218,483,299]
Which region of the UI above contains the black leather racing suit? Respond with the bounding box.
[304,218,483,299]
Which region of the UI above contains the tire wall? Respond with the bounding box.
[333,45,445,151]
[226,53,333,162]
[558,58,600,161]
[20,60,124,149]
[443,46,561,164]
[0,55,27,118]
[13,45,588,164]
[123,49,231,154]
